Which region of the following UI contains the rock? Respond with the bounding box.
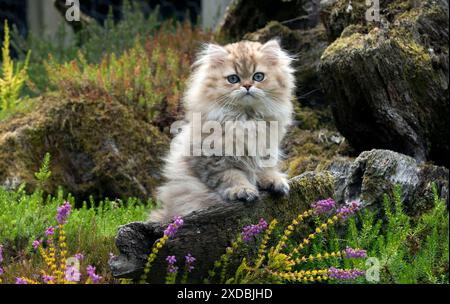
[0,94,168,202]
[327,149,449,215]
[319,0,449,166]
[244,21,329,107]
[109,150,448,282]
[109,172,335,282]
[218,0,320,40]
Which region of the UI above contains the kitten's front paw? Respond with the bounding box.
[223,186,259,203]
[259,176,290,197]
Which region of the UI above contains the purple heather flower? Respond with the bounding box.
[32,240,42,250]
[74,253,84,261]
[336,201,361,220]
[327,267,365,280]
[185,253,196,272]
[87,265,102,283]
[166,255,178,273]
[311,198,336,215]
[56,201,72,224]
[0,244,3,263]
[164,216,184,238]
[344,246,367,259]
[16,277,28,284]
[241,218,268,242]
[65,265,81,282]
[0,267,4,275]
[45,226,55,236]
[42,275,54,283]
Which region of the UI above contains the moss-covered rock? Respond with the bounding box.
[327,149,449,216]
[218,0,316,40]
[319,0,449,167]
[0,93,169,203]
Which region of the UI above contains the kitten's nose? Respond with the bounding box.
[243,84,252,91]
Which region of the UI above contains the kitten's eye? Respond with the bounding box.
[227,74,240,84]
[253,72,265,82]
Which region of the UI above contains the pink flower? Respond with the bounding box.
[56,201,72,224]
[16,277,28,284]
[344,246,367,258]
[43,275,54,283]
[32,240,42,250]
[185,253,196,273]
[86,265,102,283]
[336,200,361,220]
[311,198,336,215]
[163,216,184,238]
[241,218,268,242]
[166,255,178,273]
[45,226,55,236]
[74,253,84,261]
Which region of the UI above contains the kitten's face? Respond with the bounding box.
[188,40,295,116]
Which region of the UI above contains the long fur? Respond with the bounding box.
[148,40,296,223]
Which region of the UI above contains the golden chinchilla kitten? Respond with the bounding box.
[148,40,295,223]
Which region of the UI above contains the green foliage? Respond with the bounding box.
[0,20,31,115]
[34,152,52,187]
[208,204,366,284]
[345,185,449,283]
[0,183,150,282]
[45,21,211,127]
[0,185,150,254]
[11,2,161,96]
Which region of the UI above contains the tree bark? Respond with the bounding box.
[108,172,335,283]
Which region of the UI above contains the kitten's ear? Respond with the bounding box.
[261,39,281,52]
[260,39,287,63]
[199,43,228,66]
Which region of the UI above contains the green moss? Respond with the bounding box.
[0,93,169,201]
[321,33,365,60]
[290,171,335,204]
[282,104,347,178]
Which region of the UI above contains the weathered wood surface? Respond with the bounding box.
[109,173,334,283]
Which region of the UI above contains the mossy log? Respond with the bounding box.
[109,149,449,282]
[109,172,335,283]
[319,0,449,167]
[0,94,168,202]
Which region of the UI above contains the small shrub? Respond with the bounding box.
[0,154,151,283]
[345,185,449,283]
[45,21,212,129]
[0,20,30,116]
[10,2,160,96]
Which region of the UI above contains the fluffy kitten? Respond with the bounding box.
[148,40,295,223]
